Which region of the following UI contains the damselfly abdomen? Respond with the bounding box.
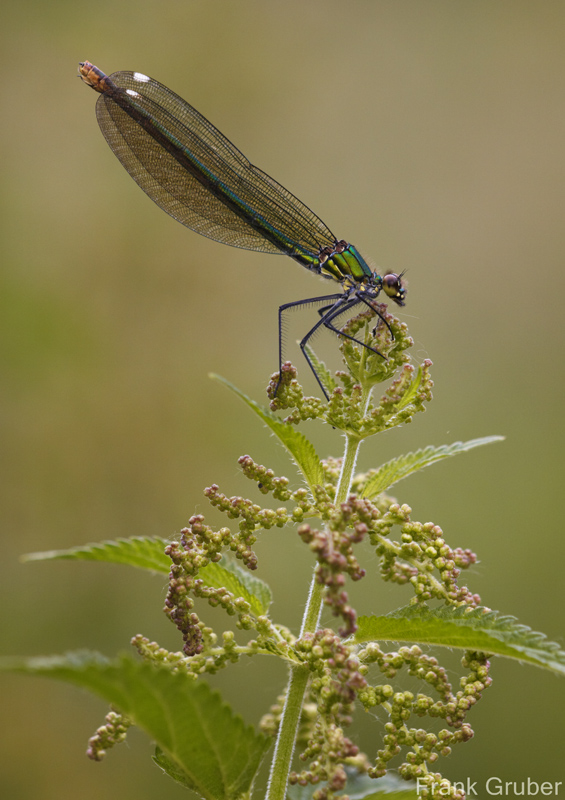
[79,61,406,398]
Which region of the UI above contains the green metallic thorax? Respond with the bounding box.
[294,242,373,284]
[322,244,373,282]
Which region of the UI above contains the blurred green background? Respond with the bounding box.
[2,1,564,797]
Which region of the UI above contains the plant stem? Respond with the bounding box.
[265,421,366,800]
[335,432,362,505]
[264,662,310,800]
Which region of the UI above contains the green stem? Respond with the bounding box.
[334,380,372,505]
[265,419,367,800]
[265,572,326,799]
[265,662,310,800]
[335,433,362,505]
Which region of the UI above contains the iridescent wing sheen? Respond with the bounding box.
[95,71,336,257]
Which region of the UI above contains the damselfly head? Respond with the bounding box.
[382,272,406,307]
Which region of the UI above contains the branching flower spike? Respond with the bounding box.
[9,304,563,800]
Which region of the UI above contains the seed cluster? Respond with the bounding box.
[370,504,480,605]
[357,644,490,784]
[298,496,378,636]
[86,709,132,761]
[288,630,368,798]
[266,357,433,437]
[110,307,494,799]
[153,437,486,795]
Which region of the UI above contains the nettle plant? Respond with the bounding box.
[4,306,565,800]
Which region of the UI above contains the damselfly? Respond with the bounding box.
[79,62,406,398]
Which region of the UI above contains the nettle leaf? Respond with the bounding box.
[287,771,418,799]
[357,436,504,499]
[1,652,271,800]
[302,343,336,396]
[202,559,272,616]
[395,364,425,412]
[23,540,271,617]
[210,374,324,491]
[22,536,172,572]
[354,605,565,674]
[153,747,200,790]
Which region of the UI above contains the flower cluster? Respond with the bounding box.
[298,496,377,636]
[288,630,368,799]
[362,647,491,800]
[163,521,232,655]
[369,504,480,606]
[124,305,493,799]
[153,441,488,796]
[86,708,132,761]
[267,306,433,439]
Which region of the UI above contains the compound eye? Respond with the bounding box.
[382,273,406,306]
[382,273,399,294]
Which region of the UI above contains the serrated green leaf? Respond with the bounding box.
[354,605,565,674]
[358,436,505,498]
[22,540,271,617]
[302,343,336,396]
[153,746,225,794]
[153,746,199,790]
[395,364,424,411]
[210,374,324,491]
[201,559,272,616]
[22,536,172,572]
[1,652,271,800]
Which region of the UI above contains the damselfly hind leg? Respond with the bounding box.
[275,292,396,402]
[275,292,344,400]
